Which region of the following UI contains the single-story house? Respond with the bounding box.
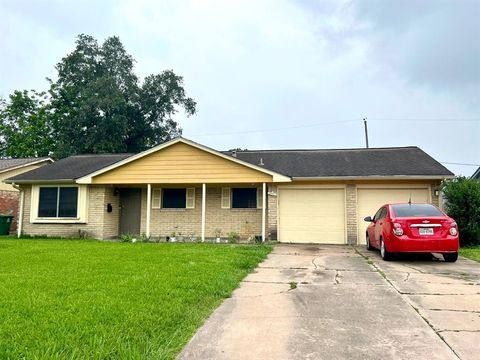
[5,137,453,244]
[0,157,53,233]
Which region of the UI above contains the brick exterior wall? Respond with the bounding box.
[0,190,19,233]
[18,181,442,243]
[431,183,440,207]
[345,184,357,245]
[140,186,262,240]
[21,185,118,239]
[267,185,277,240]
[102,187,120,239]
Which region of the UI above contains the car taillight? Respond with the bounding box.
[449,222,458,236]
[393,223,404,236]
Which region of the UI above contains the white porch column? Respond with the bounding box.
[262,182,266,242]
[17,188,24,238]
[201,183,206,242]
[146,184,152,238]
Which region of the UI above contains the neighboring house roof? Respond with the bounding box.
[223,146,454,178]
[471,167,480,180]
[7,154,132,182]
[0,157,53,174]
[5,139,454,183]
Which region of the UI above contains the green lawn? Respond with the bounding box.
[460,246,480,262]
[0,238,271,359]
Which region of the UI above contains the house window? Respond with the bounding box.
[162,188,187,208]
[38,187,78,218]
[231,188,257,208]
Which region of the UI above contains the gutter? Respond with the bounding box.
[3,179,75,184]
[291,175,455,181]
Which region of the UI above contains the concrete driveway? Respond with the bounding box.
[178,245,480,360]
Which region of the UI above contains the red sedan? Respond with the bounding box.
[364,203,459,262]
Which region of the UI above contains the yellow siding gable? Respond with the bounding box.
[0,164,48,191]
[92,142,273,184]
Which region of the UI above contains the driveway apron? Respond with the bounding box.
[178,244,473,359]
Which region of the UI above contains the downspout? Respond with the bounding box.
[11,183,23,238]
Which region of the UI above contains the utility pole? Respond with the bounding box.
[363,117,369,148]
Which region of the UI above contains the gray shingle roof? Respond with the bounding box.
[8,154,132,182]
[6,145,453,182]
[0,158,52,173]
[223,146,453,177]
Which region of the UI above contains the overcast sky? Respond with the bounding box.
[1,0,479,175]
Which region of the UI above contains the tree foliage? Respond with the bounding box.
[0,34,196,159]
[442,176,480,246]
[0,90,53,157]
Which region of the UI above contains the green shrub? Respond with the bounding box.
[140,233,150,243]
[120,233,134,243]
[227,231,240,244]
[442,177,480,246]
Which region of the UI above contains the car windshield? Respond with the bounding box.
[391,204,443,217]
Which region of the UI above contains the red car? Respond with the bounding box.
[364,203,459,262]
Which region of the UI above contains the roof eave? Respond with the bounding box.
[5,179,76,185]
[291,175,455,181]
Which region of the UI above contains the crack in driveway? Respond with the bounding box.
[354,247,462,359]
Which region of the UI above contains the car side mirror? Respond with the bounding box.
[364,216,373,222]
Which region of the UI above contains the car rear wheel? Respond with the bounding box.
[380,239,391,261]
[366,234,374,251]
[443,252,458,263]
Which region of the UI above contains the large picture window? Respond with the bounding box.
[162,188,187,209]
[231,188,257,208]
[38,187,78,218]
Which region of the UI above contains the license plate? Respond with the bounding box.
[419,228,434,235]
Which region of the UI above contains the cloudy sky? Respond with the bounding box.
[1,0,479,175]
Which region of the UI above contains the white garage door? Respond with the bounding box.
[278,188,345,244]
[357,188,430,244]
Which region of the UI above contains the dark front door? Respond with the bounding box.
[119,188,141,235]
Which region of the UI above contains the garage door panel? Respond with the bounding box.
[279,188,345,244]
[357,188,430,244]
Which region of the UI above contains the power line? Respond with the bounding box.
[188,117,480,137]
[441,162,480,167]
[369,118,480,122]
[190,119,357,137]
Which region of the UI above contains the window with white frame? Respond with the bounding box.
[152,188,195,209]
[31,185,87,223]
[221,187,263,209]
[38,187,78,218]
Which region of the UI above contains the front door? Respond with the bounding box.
[119,188,142,235]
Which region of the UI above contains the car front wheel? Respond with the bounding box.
[443,252,458,263]
[380,239,391,261]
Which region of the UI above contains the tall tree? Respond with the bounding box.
[0,90,53,157]
[0,34,196,159]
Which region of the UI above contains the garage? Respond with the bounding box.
[356,187,431,244]
[278,188,345,244]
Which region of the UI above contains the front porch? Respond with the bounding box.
[117,183,268,241]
